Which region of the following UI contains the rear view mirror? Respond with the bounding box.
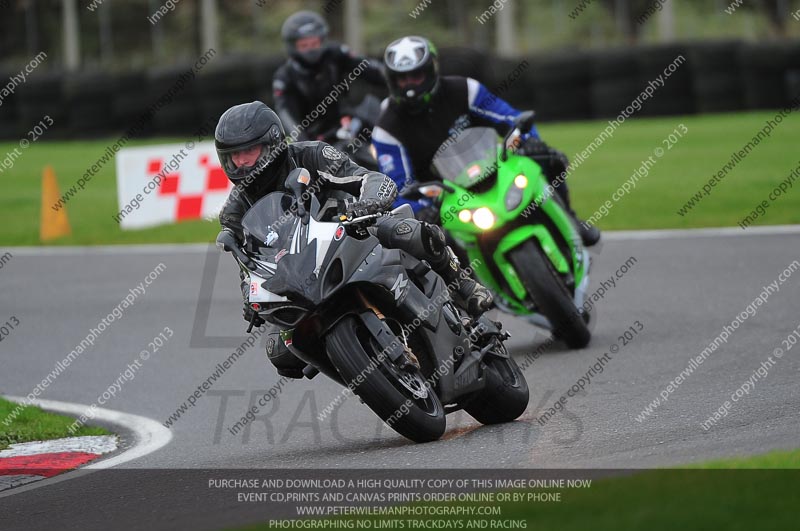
[418,185,444,198]
[516,110,536,131]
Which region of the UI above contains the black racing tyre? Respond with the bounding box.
[464,347,529,425]
[508,240,591,349]
[326,316,446,443]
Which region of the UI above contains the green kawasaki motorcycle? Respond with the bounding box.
[403,113,592,348]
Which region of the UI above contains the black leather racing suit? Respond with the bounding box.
[272,44,384,142]
[219,141,468,378]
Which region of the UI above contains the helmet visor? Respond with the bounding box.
[293,36,324,64]
[396,72,427,90]
[218,143,282,183]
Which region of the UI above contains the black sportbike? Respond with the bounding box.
[216,169,529,442]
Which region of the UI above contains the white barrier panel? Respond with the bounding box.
[114,141,232,230]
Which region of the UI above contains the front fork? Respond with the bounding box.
[463,222,590,316]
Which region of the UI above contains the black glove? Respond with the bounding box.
[345,198,380,219]
[519,137,550,157]
[416,205,441,225]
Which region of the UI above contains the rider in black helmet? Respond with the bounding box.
[281,10,329,67]
[215,103,288,191]
[373,36,600,247]
[216,101,493,379]
[273,10,385,142]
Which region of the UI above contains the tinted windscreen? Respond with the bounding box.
[241,192,303,264]
[432,127,498,187]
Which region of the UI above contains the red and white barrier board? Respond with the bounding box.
[114,142,232,230]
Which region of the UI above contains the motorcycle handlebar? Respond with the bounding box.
[216,230,255,269]
[341,212,383,226]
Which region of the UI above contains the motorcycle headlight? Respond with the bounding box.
[458,209,472,223]
[472,207,495,230]
[504,186,523,211]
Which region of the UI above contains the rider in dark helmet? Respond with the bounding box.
[216,101,493,379]
[215,102,288,191]
[373,36,600,247]
[273,10,385,142]
[281,10,329,67]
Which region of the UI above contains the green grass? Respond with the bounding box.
[2,111,799,246]
[0,397,110,451]
[239,449,800,531]
[688,447,800,469]
[543,111,800,230]
[0,136,220,247]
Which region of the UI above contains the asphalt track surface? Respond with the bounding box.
[1,227,799,529]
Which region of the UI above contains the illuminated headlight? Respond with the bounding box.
[504,186,524,211]
[472,207,495,230]
[458,209,472,223]
[514,174,528,189]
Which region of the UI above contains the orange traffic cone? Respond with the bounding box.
[40,166,72,241]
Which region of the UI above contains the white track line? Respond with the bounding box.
[5,225,800,256]
[0,396,172,498]
[0,435,118,457]
[602,224,800,241]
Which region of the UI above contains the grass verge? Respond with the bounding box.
[0,396,110,451]
[1,111,799,246]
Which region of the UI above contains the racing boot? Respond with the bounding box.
[431,248,494,317]
[454,277,494,317]
[576,220,601,247]
[554,182,600,247]
[528,140,601,247]
[266,328,307,379]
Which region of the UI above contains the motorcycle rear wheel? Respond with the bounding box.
[509,240,591,348]
[326,315,446,443]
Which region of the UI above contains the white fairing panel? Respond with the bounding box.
[306,218,341,273]
[248,218,341,302]
[249,273,289,303]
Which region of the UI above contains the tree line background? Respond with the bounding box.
[1,0,799,71]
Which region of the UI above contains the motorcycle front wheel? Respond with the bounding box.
[326,315,446,443]
[464,345,529,424]
[508,240,591,348]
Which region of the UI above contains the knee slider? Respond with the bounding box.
[265,333,304,370]
[421,222,447,257]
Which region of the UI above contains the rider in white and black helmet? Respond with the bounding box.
[383,35,441,112]
[374,36,600,246]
